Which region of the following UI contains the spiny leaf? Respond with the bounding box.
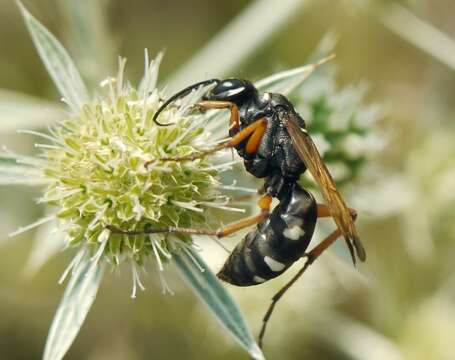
[255,55,335,95]
[0,89,63,132]
[58,0,118,86]
[174,247,265,360]
[43,250,104,360]
[24,219,65,277]
[0,152,47,185]
[17,0,88,114]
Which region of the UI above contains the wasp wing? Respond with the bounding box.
[282,113,366,263]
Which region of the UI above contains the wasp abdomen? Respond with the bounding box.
[217,184,317,286]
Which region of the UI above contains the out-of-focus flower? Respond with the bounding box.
[295,67,385,187]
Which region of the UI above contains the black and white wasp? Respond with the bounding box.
[110,68,366,347]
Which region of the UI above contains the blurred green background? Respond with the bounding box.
[1,0,455,359]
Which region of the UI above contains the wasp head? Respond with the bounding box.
[153,78,260,126]
[206,79,258,106]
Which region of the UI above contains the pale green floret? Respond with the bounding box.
[40,78,222,265]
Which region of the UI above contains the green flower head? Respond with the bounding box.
[40,57,226,271]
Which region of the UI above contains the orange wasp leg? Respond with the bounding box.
[217,194,272,237]
[107,195,272,239]
[151,117,267,163]
[317,203,357,219]
[258,205,358,349]
[196,100,240,131]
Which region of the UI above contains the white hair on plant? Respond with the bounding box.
[58,246,86,285]
[8,214,56,237]
[216,180,258,193]
[131,262,146,299]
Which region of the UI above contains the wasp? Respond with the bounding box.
[109,70,366,348]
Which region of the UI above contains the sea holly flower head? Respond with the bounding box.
[40,57,227,272]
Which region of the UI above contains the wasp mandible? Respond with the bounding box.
[109,68,366,348]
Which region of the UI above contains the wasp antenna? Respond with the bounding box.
[153,79,220,126]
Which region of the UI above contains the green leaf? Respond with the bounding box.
[0,173,48,185]
[0,90,63,132]
[174,247,265,360]
[0,151,48,185]
[43,250,104,360]
[0,166,47,185]
[57,0,117,86]
[17,1,88,114]
[24,219,65,277]
[255,55,334,96]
